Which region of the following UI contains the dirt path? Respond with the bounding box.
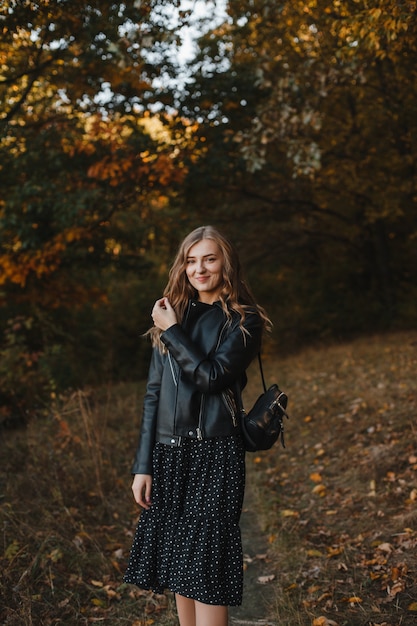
[229,467,278,626]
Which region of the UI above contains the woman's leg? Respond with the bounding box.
[175,594,196,626]
[195,600,228,626]
[175,595,228,626]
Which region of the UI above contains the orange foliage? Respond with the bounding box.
[87,155,135,185]
[0,227,88,288]
[86,150,188,187]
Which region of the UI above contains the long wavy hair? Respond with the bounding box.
[148,225,271,349]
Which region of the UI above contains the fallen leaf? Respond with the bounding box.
[281,509,299,517]
[113,548,124,559]
[348,596,362,604]
[312,484,326,496]
[310,472,322,482]
[285,582,298,590]
[377,543,393,553]
[312,617,339,626]
[257,574,275,584]
[408,488,417,501]
[387,581,406,598]
[327,545,344,557]
[307,549,324,557]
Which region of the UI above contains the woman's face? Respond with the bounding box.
[185,238,224,304]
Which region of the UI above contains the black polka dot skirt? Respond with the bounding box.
[124,435,246,606]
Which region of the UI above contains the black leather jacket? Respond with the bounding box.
[131,299,263,474]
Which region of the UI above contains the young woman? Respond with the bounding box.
[124,225,271,626]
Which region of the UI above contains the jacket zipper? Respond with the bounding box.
[214,320,229,352]
[215,320,237,428]
[167,352,178,386]
[196,395,205,440]
[222,389,237,427]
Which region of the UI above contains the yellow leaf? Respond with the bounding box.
[47,548,63,562]
[281,509,299,517]
[310,472,322,483]
[327,546,344,557]
[312,484,326,497]
[312,617,339,626]
[408,489,417,502]
[408,601,417,611]
[5,541,20,560]
[307,549,324,557]
[348,596,362,603]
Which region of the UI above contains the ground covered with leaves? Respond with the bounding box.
[249,330,417,626]
[0,330,416,625]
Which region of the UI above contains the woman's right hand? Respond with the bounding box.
[151,297,177,331]
[131,474,153,510]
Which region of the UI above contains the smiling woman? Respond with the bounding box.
[123,225,271,626]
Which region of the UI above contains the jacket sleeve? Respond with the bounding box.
[160,311,262,394]
[131,347,163,475]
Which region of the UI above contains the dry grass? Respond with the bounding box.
[1,330,416,625]
[246,330,417,626]
[0,384,176,625]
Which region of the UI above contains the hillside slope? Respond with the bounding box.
[248,331,417,626]
[0,331,416,625]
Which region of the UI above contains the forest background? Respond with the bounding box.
[1,0,416,426]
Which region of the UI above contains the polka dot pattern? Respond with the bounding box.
[124,435,246,606]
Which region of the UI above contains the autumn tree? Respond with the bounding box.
[176,0,417,338]
[0,0,199,423]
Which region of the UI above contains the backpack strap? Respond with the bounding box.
[257,353,267,393]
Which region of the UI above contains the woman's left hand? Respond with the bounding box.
[151,297,177,331]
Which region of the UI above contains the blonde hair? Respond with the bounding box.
[148,225,271,348]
